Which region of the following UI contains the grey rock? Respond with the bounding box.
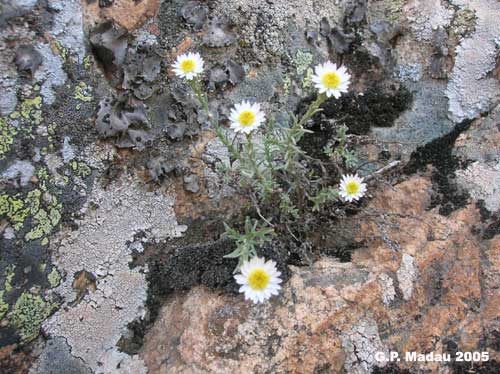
[30,337,92,374]
[96,96,154,150]
[123,45,161,100]
[203,18,237,47]
[146,157,177,182]
[34,43,68,105]
[209,67,229,90]
[226,59,246,85]
[1,160,35,187]
[15,45,43,75]
[183,173,200,193]
[89,22,128,86]
[180,1,209,30]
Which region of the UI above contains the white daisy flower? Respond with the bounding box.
[172,52,204,80]
[339,173,367,202]
[229,101,266,134]
[234,256,282,304]
[311,61,350,98]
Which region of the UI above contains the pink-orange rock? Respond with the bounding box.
[83,0,160,31]
[140,176,500,373]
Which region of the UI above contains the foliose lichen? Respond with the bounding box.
[74,82,93,104]
[0,117,18,159]
[48,268,61,288]
[5,265,16,292]
[70,160,92,178]
[10,291,55,342]
[0,193,30,231]
[0,291,8,320]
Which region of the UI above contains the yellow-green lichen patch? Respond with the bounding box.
[70,160,92,178]
[48,268,61,288]
[25,203,62,241]
[302,68,314,90]
[83,55,93,70]
[1,186,62,242]
[0,193,30,231]
[451,7,477,39]
[294,50,313,76]
[386,0,407,22]
[36,167,53,191]
[0,291,8,320]
[282,75,291,96]
[74,82,93,107]
[19,96,43,126]
[52,40,69,62]
[47,122,58,147]
[5,265,16,292]
[0,117,18,159]
[10,291,56,342]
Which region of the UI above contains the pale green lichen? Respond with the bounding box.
[36,167,51,191]
[5,265,16,292]
[10,291,55,342]
[302,67,314,90]
[47,122,58,147]
[19,96,43,125]
[451,7,477,39]
[294,50,313,76]
[74,82,93,108]
[0,291,8,320]
[0,117,18,159]
[70,160,92,178]
[53,40,69,62]
[83,55,93,70]
[48,268,61,288]
[386,0,407,22]
[25,204,62,241]
[283,75,291,96]
[0,193,30,231]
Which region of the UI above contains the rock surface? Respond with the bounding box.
[139,176,500,373]
[0,0,499,372]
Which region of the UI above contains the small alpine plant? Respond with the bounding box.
[173,53,366,303]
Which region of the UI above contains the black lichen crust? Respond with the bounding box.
[371,364,413,374]
[450,360,500,374]
[297,84,412,160]
[404,119,474,216]
[148,238,290,299]
[119,235,291,354]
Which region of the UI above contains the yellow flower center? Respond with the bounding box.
[345,181,359,195]
[238,110,256,127]
[247,268,270,291]
[322,72,341,89]
[180,59,196,73]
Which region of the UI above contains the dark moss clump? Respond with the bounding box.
[404,119,473,216]
[320,85,412,135]
[297,86,412,158]
[157,0,191,48]
[475,201,500,240]
[120,237,290,354]
[371,364,413,374]
[297,85,412,159]
[484,219,500,240]
[450,360,500,374]
[149,239,290,299]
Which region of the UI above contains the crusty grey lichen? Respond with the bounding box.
[446,0,500,122]
[43,173,186,371]
[341,318,389,374]
[396,253,417,301]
